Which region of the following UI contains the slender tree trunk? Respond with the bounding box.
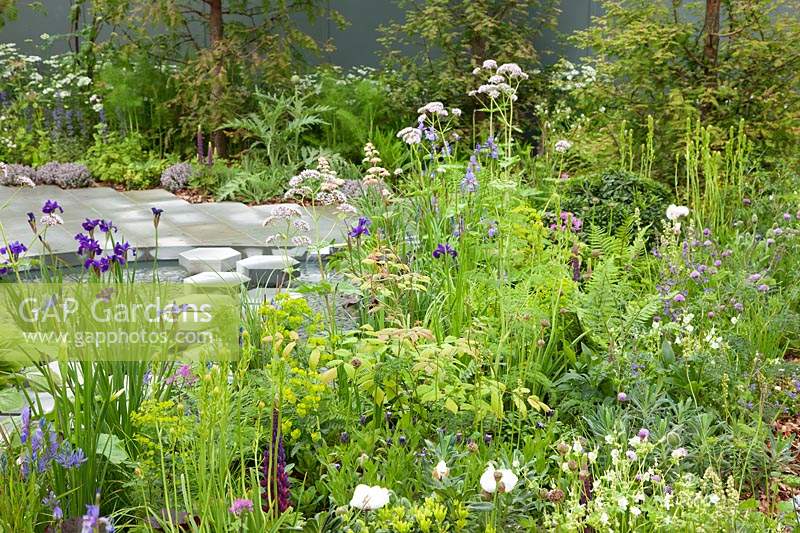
[69,1,81,54]
[209,0,227,158]
[703,0,721,67]
[701,0,721,118]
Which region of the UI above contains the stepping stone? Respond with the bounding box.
[247,287,303,305]
[270,247,307,260]
[178,247,241,274]
[183,271,250,287]
[236,255,299,288]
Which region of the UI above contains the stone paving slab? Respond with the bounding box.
[0,185,345,264]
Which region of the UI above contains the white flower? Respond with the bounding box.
[496,63,528,79]
[587,450,598,463]
[349,484,390,510]
[630,506,641,517]
[417,101,445,115]
[666,204,690,221]
[480,463,518,494]
[600,512,609,525]
[730,316,738,325]
[487,74,505,85]
[396,127,422,145]
[671,447,688,460]
[291,235,312,247]
[292,219,311,232]
[708,494,720,505]
[628,436,641,447]
[15,175,35,188]
[572,441,583,453]
[432,460,449,480]
[450,107,462,117]
[554,139,572,153]
[472,67,481,75]
[337,203,357,215]
[482,59,497,70]
[76,76,92,87]
[40,214,63,226]
[617,496,628,510]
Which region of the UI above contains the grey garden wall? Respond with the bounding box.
[0,0,597,66]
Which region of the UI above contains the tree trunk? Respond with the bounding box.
[703,0,721,68]
[209,0,227,158]
[701,0,721,118]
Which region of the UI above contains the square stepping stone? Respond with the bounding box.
[178,247,241,274]
[236,255,299,288]
[183,271,250,287]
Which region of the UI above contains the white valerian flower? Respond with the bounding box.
[482,59,498,70]
[496,63,528,79]
[587,450,598,463]
[617,496,628,510]
[630,506,641,517]
[397,127,422,145]
[450,107,462,117]
[472,67,481,75]
[666,204,690,221]
[349,484,390,510]
[40,214,63,226]
[480,463,518,494]
[554,139,572,153]
[432,460,449,480]
[417,101,446,115]
[487,74,505,85]
[572,441,583,453]
[708,494,720,505]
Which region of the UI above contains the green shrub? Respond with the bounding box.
[560,169,673,233]
[84,132,171,189]
[570,0,800,173]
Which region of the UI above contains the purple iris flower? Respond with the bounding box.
[112,241,133,264]
[84,257,110,273]
[0,241,27,258]
[348,217,371,239]
[41,200,63,214]
[82,218,101,232]
[98,220,116,233]
[432,243,457,259]
[75,234,102,256]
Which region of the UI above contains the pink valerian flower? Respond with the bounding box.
[229,498,254,516]
[291,236,312,247]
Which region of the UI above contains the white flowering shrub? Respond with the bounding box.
[0,43,103,164]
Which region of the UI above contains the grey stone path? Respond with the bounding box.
[0,185,347,263]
